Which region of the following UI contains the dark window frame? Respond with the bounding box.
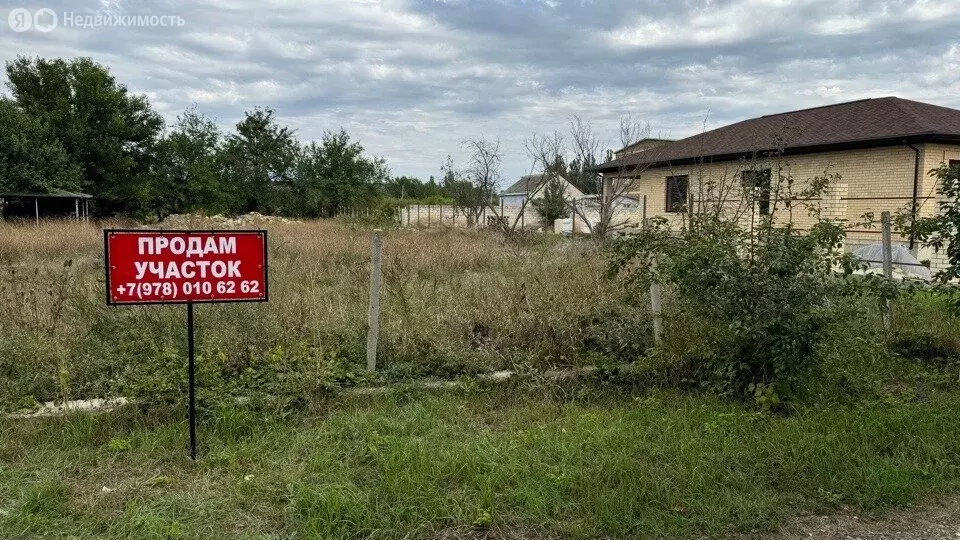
[742,168,772,215]
[665,175,689,213]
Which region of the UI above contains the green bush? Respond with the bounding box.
[579,302,654,363]
[609,214,851,405]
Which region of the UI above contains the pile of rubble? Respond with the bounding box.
[159,212,301,228]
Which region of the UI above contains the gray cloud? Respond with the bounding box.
[2,0,960,181]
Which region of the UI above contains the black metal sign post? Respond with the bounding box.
[187,302,197,461]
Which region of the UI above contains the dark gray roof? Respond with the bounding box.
[597,97,960,172]
[0,189,92,199]
[502,173,567,195]
[614,138,675,154]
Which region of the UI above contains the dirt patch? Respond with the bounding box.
[430,499,960,539]
[160,212,301,228]
[774,497,960,539]
[428,527,559,540]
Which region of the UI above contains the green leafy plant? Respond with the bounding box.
[108,437,132,452]
[608,163,857,403]
[531,176,570,226]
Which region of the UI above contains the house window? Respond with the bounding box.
[742,169,772,215]
[665,175,688,213]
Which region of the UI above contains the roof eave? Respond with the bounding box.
[595,133,960,173]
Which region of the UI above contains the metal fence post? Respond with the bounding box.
[366,229,383,371]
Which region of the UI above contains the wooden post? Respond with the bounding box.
[366,229,383,371]
[34,197,39,225]
[881,211,894,330]
[75,198,80,221]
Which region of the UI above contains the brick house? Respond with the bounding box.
[595,97,960,270]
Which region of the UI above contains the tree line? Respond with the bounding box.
[0,56,476,219]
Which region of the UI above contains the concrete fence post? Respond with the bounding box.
[644,218,663,345]
[366,229,383,371]
[881,211,894,330]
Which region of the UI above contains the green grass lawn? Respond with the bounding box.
[2,386,960,539]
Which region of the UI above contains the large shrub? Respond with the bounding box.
[607,165,853,405]
[609,216,849,404]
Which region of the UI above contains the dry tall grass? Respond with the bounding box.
[0,219,650,408]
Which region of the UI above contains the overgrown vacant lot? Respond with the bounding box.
[0,219,644,410]
[2,219,960,538]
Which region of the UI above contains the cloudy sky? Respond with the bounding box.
[3,0,960,182]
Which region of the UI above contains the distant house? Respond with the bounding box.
[499,174,585,207]
[595,96,960,271]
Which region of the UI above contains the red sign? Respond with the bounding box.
[104,230,268,305]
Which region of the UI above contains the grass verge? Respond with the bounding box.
[1,386,959,539]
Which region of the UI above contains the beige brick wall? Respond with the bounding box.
[606,143,960,272]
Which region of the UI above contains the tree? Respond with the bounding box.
[0,99,81,193]
[568,115,651,238]
[512,131,567,233]
[382,175,448,201]
[531,176,570,225]
[220,108,298,214]
[461,138,502,225]
[567,154,599,195]
[5,56,163,215]
[293,129,388,217]
[903,163,960,284]
[152,106,223,219]
[441,150,491,226]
